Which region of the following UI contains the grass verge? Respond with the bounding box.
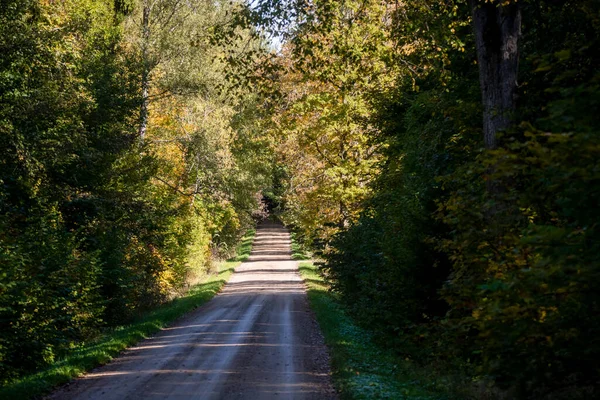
[1,229,255,400]
[228,228,255,262]
[290,231,311,260]
[299,261,453,400]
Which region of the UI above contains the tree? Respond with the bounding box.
[126,0,238,140]
[469,0,521,149]
[128,0,270,256]
[0,0,142,380]
[0,0,270,383]
[265,0,398,243]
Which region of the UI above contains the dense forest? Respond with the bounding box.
[0,0,271,384]
[1,0,599,399]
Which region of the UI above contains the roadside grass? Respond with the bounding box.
[299,261,454,400]
[228,228,255,262]
[290,231,311,260]
[0,229,255,400]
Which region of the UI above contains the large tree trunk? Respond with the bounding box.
[469,0,521,150]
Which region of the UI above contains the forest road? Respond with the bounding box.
[47,221,336,400]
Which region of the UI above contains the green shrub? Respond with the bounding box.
[437,4,600,395]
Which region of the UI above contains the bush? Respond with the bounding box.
[437,4,600,394]
[325,79,480,348]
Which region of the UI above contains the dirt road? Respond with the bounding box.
[48,221,336,400]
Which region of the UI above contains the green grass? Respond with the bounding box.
[299,261,454,400]
[0,229,255,400]
[290,231,311,260]
[228,228,255,262]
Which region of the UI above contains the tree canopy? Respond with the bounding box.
[1,1,599,398]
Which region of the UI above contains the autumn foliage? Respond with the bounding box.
[1,0,600,398]
[267,0,600,398]
[0,0,267,383]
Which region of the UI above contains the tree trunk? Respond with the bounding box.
[469,0,521,150]
[138,2,150,141]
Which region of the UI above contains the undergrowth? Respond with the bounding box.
[228,229,255,262]
[299,261,456,400]
[290,231,311,260]
[0,229,255,400]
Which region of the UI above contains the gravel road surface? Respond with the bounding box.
[48,221,336,400]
